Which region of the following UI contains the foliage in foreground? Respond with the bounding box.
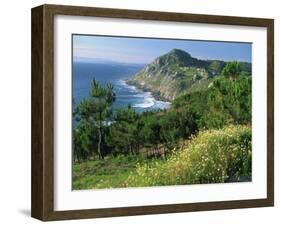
[125,125,252,187]
[72,61,252,189]
[73,70,251,161]
[73,155,152,189]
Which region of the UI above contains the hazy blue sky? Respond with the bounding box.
[73,35,252,64]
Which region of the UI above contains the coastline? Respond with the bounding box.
[125,80,171,103]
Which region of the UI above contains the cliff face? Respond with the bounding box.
[127,49,251,101]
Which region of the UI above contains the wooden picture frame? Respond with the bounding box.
[31,4,274,221]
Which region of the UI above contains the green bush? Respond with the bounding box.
[124,125,251,187]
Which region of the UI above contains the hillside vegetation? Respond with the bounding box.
[125,125,251,187]
[73,125,251,189]
[73,49,252,190]
[127,49,251,101]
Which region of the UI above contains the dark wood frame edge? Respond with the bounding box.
[31,4,274,221]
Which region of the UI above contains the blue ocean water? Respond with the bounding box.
[73,61,171,112]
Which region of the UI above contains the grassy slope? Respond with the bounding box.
[73,125,251,190]
[125,125,251,187]
[73,155,161,189]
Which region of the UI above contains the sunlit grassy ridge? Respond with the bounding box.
[124,125,251,187]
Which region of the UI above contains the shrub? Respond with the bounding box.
[125,125,251,187]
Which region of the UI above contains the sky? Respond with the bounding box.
[73,34,252,64]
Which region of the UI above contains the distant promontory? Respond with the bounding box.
[127,49,251,101]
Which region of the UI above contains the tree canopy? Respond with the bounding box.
[73,62,251,162]
[221,61,242,80]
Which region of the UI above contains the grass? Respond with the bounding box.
[73,125,251,190]
[73,154,159,189]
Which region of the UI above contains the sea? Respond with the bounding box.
[73,61,171,112]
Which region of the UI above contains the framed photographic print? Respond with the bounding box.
[31,4,274,221]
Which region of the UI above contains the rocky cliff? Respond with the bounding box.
[127,49,251,101]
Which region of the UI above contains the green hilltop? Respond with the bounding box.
[127,48,251,101]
